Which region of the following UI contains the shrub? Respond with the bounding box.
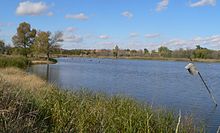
[0,56,30,68]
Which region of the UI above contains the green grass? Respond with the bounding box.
[0,56,30,68]
[0,68,204,133]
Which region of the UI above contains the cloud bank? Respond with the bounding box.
[16,1,48,16]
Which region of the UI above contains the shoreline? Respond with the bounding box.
[31,60,56,65]
[31,58,58,65]
[54,55,220,63]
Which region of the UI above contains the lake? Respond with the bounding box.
[28,57,220,132]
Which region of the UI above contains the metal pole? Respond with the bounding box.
[198,72,217,106]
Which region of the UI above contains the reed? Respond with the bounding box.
[0,56,30,68]
[0,68,204,133]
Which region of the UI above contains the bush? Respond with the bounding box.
[0,56,30,68]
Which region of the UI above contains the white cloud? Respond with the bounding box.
[121,11,133,18]
[129,32,139,38]
[156,0,169,11]
[16,1,48,16]
[63,34,83,43]
[65,13,88,20]
[144,33,160,38]
[97,41,114,45]
[133,35,220,50]
[98,35,110,39]
[47,12,54,16]
[158,35,220,49]
[65,27,76,32]
[190,0,216,7]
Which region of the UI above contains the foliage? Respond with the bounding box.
[33,31,63,60]
[32,31,50,55]
[193,45,211,59]
[12,22,36,57]
[158,46,172,57]
[0,40,5,54]
[113,45,119,58]
[0,56,30,68]
[144,48,149,54]
[0,68,204,133]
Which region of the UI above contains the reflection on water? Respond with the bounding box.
[28,57,220,132]
[28,64,60,82]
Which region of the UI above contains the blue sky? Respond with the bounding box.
[0,0,220,50]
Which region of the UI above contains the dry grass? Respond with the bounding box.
[0,68,204,133]
[0,68,48,91]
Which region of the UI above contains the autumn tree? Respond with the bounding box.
[33,31,50,56]
[12,22,36,57]
[34,31,63,60]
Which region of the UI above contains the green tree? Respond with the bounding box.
[144,48,149,54]
[34,31,63,60]
[158,46,172,57]
[196,45,202,50]
[113,45,119,58]
[0,40,5,54]
[33,31,50,57]
[193,45,210,59]
[12,22,36,57]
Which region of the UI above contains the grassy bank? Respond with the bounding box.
[0,56,30,68]
[31,57,57,64]
[0,55,57,67]
[0,68,204,132]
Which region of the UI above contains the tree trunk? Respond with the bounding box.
[24,48,28,57]
[47,52,50,61]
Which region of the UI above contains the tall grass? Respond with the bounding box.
[0,68,204,132]
[0,56,30,68]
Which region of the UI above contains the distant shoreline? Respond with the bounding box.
[53,55,220,63]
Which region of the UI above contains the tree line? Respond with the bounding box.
[0,22,63,60]
[57,45,220,59]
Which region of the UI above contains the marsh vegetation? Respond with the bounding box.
[0,68,204,132]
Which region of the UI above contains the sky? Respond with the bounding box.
[0,0,220,50]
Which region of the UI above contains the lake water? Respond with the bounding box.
[28,57,220,132]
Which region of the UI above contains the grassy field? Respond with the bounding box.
[0,68,204,132]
